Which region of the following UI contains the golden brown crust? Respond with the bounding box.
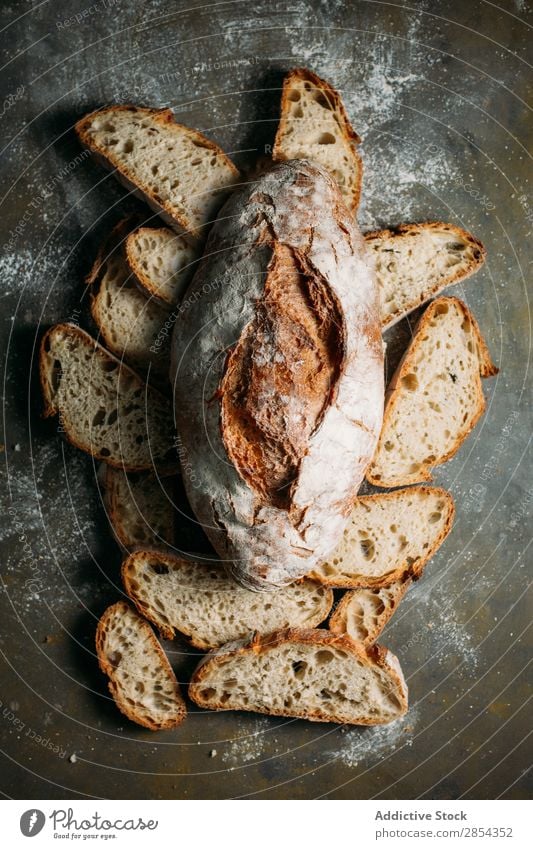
[75,105,240,239]
[39,323,178,473]
[189,627,408,725]
[366,297,498,488]
[104,471,176,551]
[273,68,363,212]
[329,578,412,645]
[308,485,455,589]
[364,222,486,328]
[95,600,186,731]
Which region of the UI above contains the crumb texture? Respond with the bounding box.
[368,297,497,487]
[330,581,410,645]
[366,223,485,328]
[314,486,454,586]
[96,601,185,730]
[91,247,171,382]
[273,69,362,211]
[190,630,407,725]
[123,551,333,648]
[77,107,238,235]
[126,226,198,307]
[41,324,176,470]
[104,469,175,548]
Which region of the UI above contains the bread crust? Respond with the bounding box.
[273,68,363,212]
[95,600,186,730]
[189,627,408,725]
[75,105,239,240]
[329,579,412,645]
[367,297,498,488]
[308,485,455,588]
[39,322,178,473]
[171,160,384,591]
[364,221,487,329]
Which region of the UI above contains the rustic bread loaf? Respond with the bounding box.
[311,486,454,588]
[103,467,176,549]
[87,224,171,384]
[366,222,486,329]
[125,226,199,308]
[189,629,408,725]
[367,297,498,487]
[40,323,177,471]
[122,549,334,649]
[171,159,384,590]
[96,601,186,730]
[75,106,239,239]
[273,68,362,212]
[329,581,411,646]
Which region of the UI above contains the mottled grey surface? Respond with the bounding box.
[0,0,531,800]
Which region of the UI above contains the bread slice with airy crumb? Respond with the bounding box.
[40,323,177,472]
[75,105,240,239]
[189,629,408,725]
[96,601,186,730]
[87,226,172,385]
[122,549,334,649]
[329,581,411,646]
[365,222,486,329]
[126,226,199,308]
[103,467,176,549]
[367,297,498,488]
[310,486,454,588]
[272,68,362,212]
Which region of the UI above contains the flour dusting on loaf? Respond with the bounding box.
[171,160,384,590]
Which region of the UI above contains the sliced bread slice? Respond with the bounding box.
[88,231,172,384]
[122,549,334,649]
[310,486,454,588]
[272,68,362,212]
[125,226,199,308]
[329,581,411,646]
[367,297,498,487]
[103,467,176,549]
[75,105,240,239]
[40,323,177,472]
[95,600,186,730]
[365,222,486,329]
[189,629,408,725]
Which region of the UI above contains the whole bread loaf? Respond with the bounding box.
[171,160,384,590]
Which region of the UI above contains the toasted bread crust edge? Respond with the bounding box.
[367,297,499,488]
[364,221,487,329]
[308,485,455,589]
[188,627,408,725]
[75,105,240,240]
[95,600,186,730]
[39,322,178,473]
[272,68,363,213]
[329,579,412,646]
[122,548,335,649]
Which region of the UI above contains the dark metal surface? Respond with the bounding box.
[1,0,531,800]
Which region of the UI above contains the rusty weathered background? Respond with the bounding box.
[0,0,531,799]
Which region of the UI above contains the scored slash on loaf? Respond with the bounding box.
[171,158,384,591]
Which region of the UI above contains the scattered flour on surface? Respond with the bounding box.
[325,708,419,769]
[221,716,274,766]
